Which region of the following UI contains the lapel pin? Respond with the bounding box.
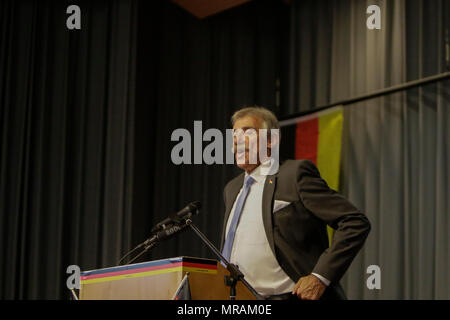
[269,179,273,184]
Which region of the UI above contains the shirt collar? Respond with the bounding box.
[245,159,277,183]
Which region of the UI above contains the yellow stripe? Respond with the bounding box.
[317,109,343,191]
[182,266,217,274]
[81,266,217,285]
[317,109,344,247]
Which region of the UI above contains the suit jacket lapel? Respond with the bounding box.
[262,174,277,256]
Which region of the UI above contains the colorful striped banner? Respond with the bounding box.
[80,257,217,285]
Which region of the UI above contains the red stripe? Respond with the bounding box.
[182,262,217,270]
[295,118,318,164]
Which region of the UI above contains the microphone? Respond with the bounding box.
[143,223,190,248]
[151,201,201,233]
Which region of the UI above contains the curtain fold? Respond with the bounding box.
[283,0,449,299]
[0,0,137,299]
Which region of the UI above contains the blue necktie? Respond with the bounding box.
[222,175,256,262]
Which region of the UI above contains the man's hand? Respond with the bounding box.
[291,274,326,300]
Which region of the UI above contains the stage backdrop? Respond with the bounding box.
[1,0,448,300]
[281,0,449,299]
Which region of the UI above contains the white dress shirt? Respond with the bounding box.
[225,162,295,296]
[225,162,330,296]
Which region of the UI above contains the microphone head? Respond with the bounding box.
[189,201,201,214]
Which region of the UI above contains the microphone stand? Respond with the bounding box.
[124,240,158,265]
[183,218,264,300]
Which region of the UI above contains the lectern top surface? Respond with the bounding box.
[80,256,218,285]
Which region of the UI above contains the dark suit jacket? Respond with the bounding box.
[220,159,371,300]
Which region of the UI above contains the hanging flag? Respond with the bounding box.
[172,273,191,300]
[280,106,344,246]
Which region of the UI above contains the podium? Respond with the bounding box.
[79,256,256,300]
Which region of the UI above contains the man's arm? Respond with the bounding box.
[296,160,371,284]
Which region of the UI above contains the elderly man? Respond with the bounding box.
[220,106,371,300]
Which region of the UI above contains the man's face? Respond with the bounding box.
[232,115,264,173]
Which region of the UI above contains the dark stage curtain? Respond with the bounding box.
[0,0,286,299]
[0,0,138,299]
[282,0,449,299]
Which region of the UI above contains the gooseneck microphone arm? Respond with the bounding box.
[117,201,200,265]
[121,223,190,265]
[151,201,201,232]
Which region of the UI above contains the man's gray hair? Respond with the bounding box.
[231,106,280,133]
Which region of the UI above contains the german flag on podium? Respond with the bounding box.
[172,273,191,300]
